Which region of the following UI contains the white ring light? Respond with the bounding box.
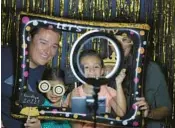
[70,30,123,85]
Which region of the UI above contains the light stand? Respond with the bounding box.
[69,30,123,128]
[86,78,108,128]
[93,86,100,128]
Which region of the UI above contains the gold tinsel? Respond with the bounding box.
[1,0,175,124]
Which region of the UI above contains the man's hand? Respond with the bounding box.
[134,97,171,120]
[134,97,150,117]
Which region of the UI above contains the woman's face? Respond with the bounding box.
[80,55,104,78]
[115,35,133,57]
[29,28,61,68]
[46,80,64,104]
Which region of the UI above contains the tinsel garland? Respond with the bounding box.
[1,0,175,124]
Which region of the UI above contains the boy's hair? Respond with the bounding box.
[42,67,65,83]
[30,24,62,39]
[79,49,104,68]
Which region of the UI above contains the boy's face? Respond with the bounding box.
[46,80,64,104]
[29,28,61,68]
[80,55,104,78]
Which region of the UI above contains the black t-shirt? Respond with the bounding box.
[1,47,45,128]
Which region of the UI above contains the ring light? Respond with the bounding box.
[70,30,123,85]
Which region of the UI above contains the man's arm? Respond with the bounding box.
[135,62,172,120]
[146,62,172,120]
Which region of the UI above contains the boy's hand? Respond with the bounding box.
[115,69,126,86]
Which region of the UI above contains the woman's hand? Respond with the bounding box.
[24,117,41,128]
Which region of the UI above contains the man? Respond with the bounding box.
[1,25,61,128]
[115,35,172,128]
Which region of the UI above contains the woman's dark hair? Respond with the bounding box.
[30,24,62,39]
[42,67,65,83]
[80,49,104,68]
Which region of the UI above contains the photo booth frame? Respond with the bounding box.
[12,12,150,127]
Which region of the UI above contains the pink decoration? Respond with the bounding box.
[22,16,29,24]
[130,31,134,35]
[133,121,139,126]
[52,109,58,114]
[23,71,29,77]
[132,104,137,110]
[21,64,26,68]
[134,77,139,83]
[25,50,28,55]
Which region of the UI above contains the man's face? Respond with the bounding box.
[29,28,60,68]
